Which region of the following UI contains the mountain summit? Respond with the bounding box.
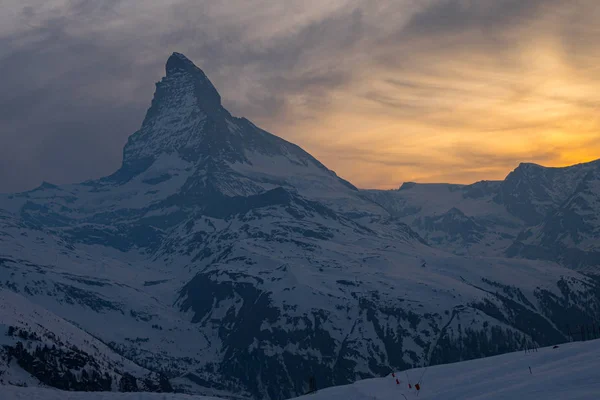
[121,52,228,167]
[164,52,223,113]
[111,53,367,216]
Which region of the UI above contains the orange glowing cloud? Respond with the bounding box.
[245,0,600,188]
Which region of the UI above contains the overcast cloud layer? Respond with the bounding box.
[1,0,599,192]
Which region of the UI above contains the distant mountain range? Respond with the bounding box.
[1,52,598,400]
[365,158,600,270]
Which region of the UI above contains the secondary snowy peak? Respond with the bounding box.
[366,158,600,263]
[508,162,600,270]
[498,159,600,224]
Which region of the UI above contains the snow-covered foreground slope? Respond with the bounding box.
[300,340,600,400]
[4,340,600,399]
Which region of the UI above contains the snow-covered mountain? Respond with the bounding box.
[364,181,522,256]
[499,161,600,225]
[1,53,599,400]
[366,160,600,269]
[507,162,600,271]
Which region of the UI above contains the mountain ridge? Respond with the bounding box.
[394,158,600,191]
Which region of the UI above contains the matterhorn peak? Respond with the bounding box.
[119,53,232,166]
[167,52,222,109]
[113,51,360,201]
[165,52,215,86]
[166,52,197,73]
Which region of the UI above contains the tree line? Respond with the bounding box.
[4,325,172,393]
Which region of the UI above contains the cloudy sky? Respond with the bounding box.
[1,0,599,192]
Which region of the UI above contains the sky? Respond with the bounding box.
[1,0,599,192]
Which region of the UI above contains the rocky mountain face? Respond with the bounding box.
[498,161,599,225]
[1,53,599,400]
[507,162,600,271]
[366,160,600,270]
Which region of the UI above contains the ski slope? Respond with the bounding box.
[302,340,600,400]
[3,340,599,399]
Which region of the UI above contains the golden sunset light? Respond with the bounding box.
[1,0,599,190]
[250,2,600,188]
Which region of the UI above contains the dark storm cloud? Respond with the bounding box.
[0,0,161,192]
[401,0,551,36]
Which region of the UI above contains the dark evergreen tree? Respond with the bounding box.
[119,373,139,392]
[159,374,173,392]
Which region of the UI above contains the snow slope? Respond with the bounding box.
[300,339,600,400]
[4,340,600,399]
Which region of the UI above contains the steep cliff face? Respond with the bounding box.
[1,53,599,400]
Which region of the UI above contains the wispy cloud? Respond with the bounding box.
[0,0,599,191]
